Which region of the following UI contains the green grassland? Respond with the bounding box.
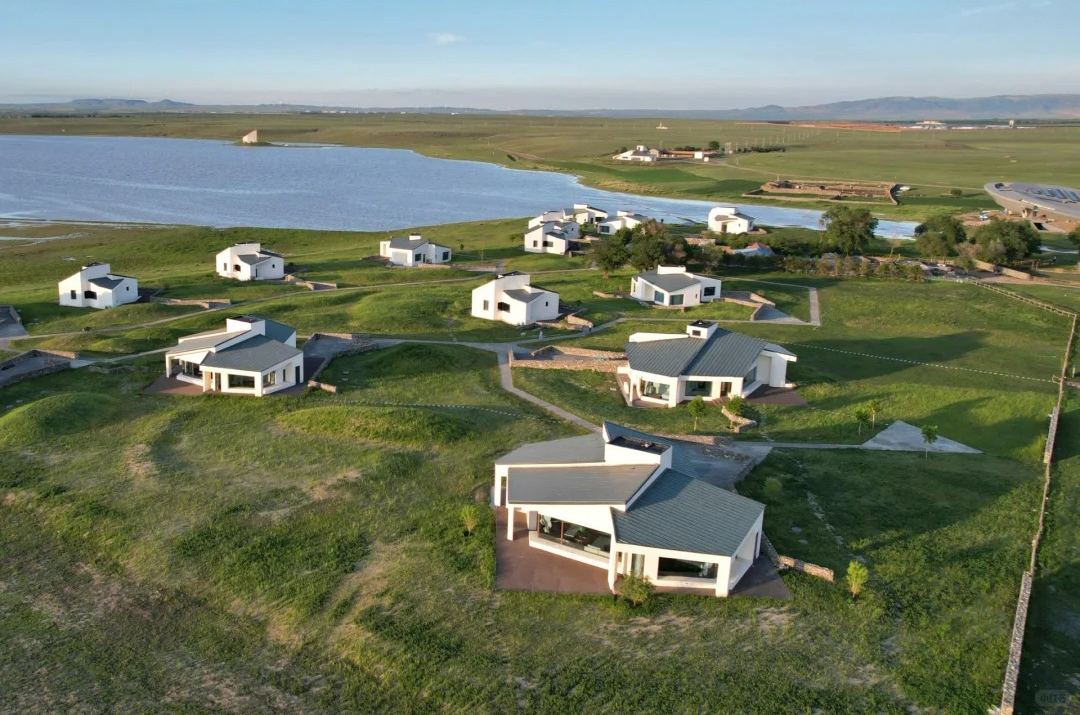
[4,113,1080,219]
[0,339,1049,714]
[519,277,1071,462]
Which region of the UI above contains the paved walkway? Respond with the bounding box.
[730,420,980,454]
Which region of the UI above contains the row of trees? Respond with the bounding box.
[913,213,1044,264]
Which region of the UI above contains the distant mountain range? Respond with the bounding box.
[3,94,1080,120]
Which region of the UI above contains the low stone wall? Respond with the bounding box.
[776,555,835,582]
[592,290,628,299]
[284,275,339,290]
[996,571,1033,715]
[722,405,757,433]
[0,349,76,388]
[532,345,624,359]
[510,355,624,373]
[999,266,1033,281]
[750,304,770,321]
[153,297,232,309]
[566,313,594,329]
[306,381,338,394]
[0,305,22,325]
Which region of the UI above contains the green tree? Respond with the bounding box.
[618,573,654,607]
[948,188,963,197]
[461,504,480,536]
[853,407,871,435]
[915,213,967,244]
[914,231,953,261]
[593,236,629,277]
[707,140,721,151]
[762,476,783,501]
[867,399,881,429]
[921,424,939,458]
[973,219,1041,262]
[821,205,878,255]
[1067,226,1080,251]
[846,561,869,599]
[627,226,667,272]
[688,396,707,431]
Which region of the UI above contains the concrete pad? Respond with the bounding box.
[861,420,981,454]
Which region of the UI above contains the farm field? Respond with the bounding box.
[3,113,1080,219]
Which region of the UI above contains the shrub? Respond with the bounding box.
[461,504,480,536]
[726,395,747,418]
[846,561,869,599]
[762,476,783,501]
[618,573,654,607]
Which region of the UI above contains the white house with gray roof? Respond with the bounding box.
[215,243,285,281]
[164,315,303,396]
[597,210,648,235]
[618,320,796,406]
[630,265,722,308]
[379,233,452,266]
[58,262,139,309]
[494,422,765,597]
[471,272,560,326]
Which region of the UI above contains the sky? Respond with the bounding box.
[1,0,1078,109]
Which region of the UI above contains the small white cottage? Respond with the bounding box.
[58,262,139,309]
[708,207,755,235]
[216,243,285,281]
[471,272,559,326]
[379,233,452,266]
[630,266,722,308]
[164,315,303,396]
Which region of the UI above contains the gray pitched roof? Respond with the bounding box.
[503,289,550,304]
[507,464,657,504]
[495,434,606,466]
[239,315,295,343]
[236,254,276,265]
[612,470,764,557]
[167,329,248,355]
[635,271,699,293]
[625,329,767,378]
[200,335,301,372]
[387,236,428,250]
[88,276,126,290]
[603,422,699,477]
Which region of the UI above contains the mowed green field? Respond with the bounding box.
[3,113,1080,219]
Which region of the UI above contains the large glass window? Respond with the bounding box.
[83,290,97,299]
[641,380,670,400]
[653,291,667,305]
[703,286,716,297]
[227,374,256,389]
[496,302,510,312]
[537,515,611,556]
[264,370,277,386]
[658,557,717,579]
[685,380,712,397]
[181,360,202,378]
[743,367,758,385]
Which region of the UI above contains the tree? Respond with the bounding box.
[618,573,654,607]
[821,205,878,255]
[707,140,721,152]
[921,424,939,458]
[627,227,667,271]
[688,396,707,431]
[1067,226,1080,251]
[461,504,480,536]
[915,231,954,261]
[853,407,871,435]
[593,236,629,277]
[867,399,881,429]
[948,188,963,197]
[846,561,869,599]
[972,219,1041,262]
[914,213,966,245]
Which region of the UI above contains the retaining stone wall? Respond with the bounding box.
[0,349,75,388]
[511,357,623,373]
[776,555,835,582]
[0,305,22,324]
[153,297,232,309]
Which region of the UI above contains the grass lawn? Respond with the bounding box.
[519,278,1070,462]
[0,342,1045,713]
[1005,282,1080,316]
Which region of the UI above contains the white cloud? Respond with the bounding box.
[429,32,464,45]
[957,0,1050,17]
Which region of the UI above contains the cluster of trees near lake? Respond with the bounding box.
[912,213,1058,266]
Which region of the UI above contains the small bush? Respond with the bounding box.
[618,573,655,607]
[762,477,783,501]
[846,560,869,599]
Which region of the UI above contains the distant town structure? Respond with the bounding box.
[630,266,722,308]
[471,272,559,326]
[165,315,303,396]
[656,122,669,130]
[707,207,755,235]
[216,242,285,281]
[58,262,138,309]
[618,321,796,407]
[984,181,1080,224]
[379,233,452,266]
[241,130,259,144]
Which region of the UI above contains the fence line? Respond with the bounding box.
[987,281,1076,714]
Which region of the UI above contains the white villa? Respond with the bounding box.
[572,203,608,224]
[708,206,755,235]
[379,233,452,266]
[58,262,139,309]
[524,221,580,255]
[494,422,766,597]
[216,243,285,281]
[471,272,559,326]
[597,210,649,235]
[164,315,304,396]
[630,266,723,307]
[618,320,796,406]
[613,145,661,163]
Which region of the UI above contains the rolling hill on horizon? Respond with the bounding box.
[2,93,1080,120]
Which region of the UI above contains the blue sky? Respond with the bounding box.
[1,0,1077,109]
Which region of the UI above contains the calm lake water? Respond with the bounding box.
[0,134,918,237]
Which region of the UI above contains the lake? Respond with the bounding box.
[0,134,918,237]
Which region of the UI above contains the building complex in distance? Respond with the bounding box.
[984,181,1080,225]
